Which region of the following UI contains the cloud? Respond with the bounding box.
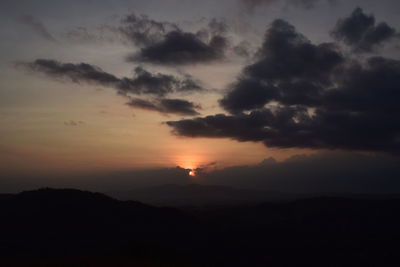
[18,59,203,97]
[19,15,57,42]
[118,67,204,96]
[126,98,201,116]
[129,30,228,65]
[332,7,398,52]
[166,109,291,142]
[121,14,229,65]
[18,59,204,116]
[19,58,119,86]
[220,19,343,114]
[167,19,400,153]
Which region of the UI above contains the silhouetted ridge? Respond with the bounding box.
[17,187,119,205]
[2,188,400,266]
[109,183,288,206]
[0,188,201,264]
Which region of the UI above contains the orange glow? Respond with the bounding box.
[175,154,202,171]
[189,170,195,176]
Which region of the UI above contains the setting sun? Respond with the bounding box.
[175,154,202,174]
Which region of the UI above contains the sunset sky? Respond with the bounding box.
[1,0,400,192]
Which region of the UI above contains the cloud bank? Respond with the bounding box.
[167,12,400,153]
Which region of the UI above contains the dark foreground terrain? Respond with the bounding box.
[1,188,400,266]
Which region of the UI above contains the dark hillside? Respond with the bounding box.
[2,189,400,266]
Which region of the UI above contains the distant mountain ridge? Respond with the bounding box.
[108,183,400,207]
[108,183,291,206]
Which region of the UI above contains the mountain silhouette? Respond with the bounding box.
[0,188,201,266]
[108,183,293,206]
[2,188,400,266]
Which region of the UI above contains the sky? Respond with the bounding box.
[1,0,400,193]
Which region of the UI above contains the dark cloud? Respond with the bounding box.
[332,7,398,52]
[167,109,275,142]
[18,59,204,116]
[119,13,230,65]
[126,98,201,116]
[158,98,200,116]
[220,19,343,114]
[19,15,56,42]
[19,58,120,85]
[129,30,228,65]
[167,19,400,154]
[244,20,343,84]
[18,59,203,97]
[220,79,279,113]
[118,67,185,96]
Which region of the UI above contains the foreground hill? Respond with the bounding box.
[1,188,400,266]
[0,188,201,266]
